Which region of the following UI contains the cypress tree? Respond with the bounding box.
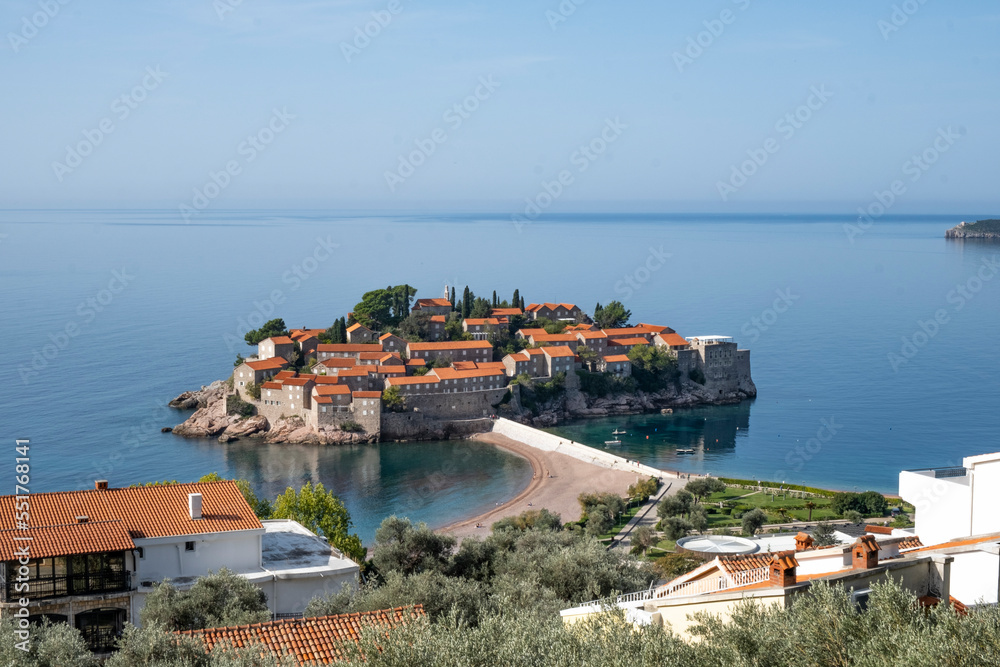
[449,287,456,309]
[512,289,520,310]
[519,296,525,311]
[492,290,498,307]
[403,284,411,318]
[462,286,471,319]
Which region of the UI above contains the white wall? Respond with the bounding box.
[899,471,971,547]
[949,551,999,606]
[134,530,263,584]
[970,457,1000,537]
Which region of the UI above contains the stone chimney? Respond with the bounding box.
[794,532,814,551]
[95,480,108,491]
[188,493,203,520]
[770,551,799,587]
[852,535,881,570]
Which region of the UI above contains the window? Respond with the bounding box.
[137,547,144,559]
[185,541,195,552]
[76,608,125,653]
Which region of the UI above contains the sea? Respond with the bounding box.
[2,210,998,542]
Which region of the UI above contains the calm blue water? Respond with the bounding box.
[2,211,998,540]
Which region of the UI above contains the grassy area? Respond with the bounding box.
[703,487,840,528]
[595,504,642,540]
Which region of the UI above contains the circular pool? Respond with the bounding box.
[676,534,758,555]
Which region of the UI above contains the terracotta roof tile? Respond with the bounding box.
[864,524,894,535]
[314,376,340,385]
[656,333,689,347]
[608,337,650,346]
[266,336,295,345]
[387,376,440,386]
[407,341,492,351]
[245,358,289,371]
[0,481,261,559]
[602,354,630,363]
[406,358,426,366]
[261,381,284,390]
[0,520,135,561]
[346,323,370,332]
[542,345,576,358]
[490,308,522,316]
[275,370,297,379]
[315,385,351,396]
[352,391,382,399]
[414,298,451,308]
[179,606,425,665]
[429,315,446,323]
[430,367,506,380]
[317,344,383,353]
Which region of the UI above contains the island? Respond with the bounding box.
[169,285,756,444]
[945,219,1000,239]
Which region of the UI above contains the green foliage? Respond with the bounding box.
[688,368,706,385]
[339,420,364,432]
[244,381,261,400]
[0,617,96,667]
[352,286,415,329]
[891,511,914,528]
[381,386,405,412]
[657,490,695,520]
[832,491,889,517]
[105,623,208,667]
[575,369,636,397]
[470,297,492,319]
[685,477,726,499]
[661,516,693,540]
[370,516,457,577]
[243,318,288,346]
[844,510,865,524]
[628,344,680,391]
[271,482,366,562]
[716,477,836,497]
[198,473,272,519]
[233,354,245,367]
[813,522,839,547]
[627,477,659,502]
[654,552,703,580]
[592,300,631,329]
[492,509,563,532]
[630,525,657,555]
[958,218,1000,233]
[319,317,348,344]
[411,366,430,376]
[741,508,768,536]
[578,491,626,519]
[396,312,432,342]
[225,394,255,418]
[140,568,270,631]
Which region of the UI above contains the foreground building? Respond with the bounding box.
[0,481,358,652]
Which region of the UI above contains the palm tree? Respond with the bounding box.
[805,501,816,522]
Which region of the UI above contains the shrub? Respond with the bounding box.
[225,394,255,418]
[140,568,270,631]
[741,508,768,536]
[245,381,261,400]
[654,553,703,580]
[340,420,364,432]
[661,517,693,540]
[688,368,706,385]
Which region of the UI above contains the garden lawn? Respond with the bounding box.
[704,487,840,527]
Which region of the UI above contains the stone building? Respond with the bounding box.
[346,322,376,343]
[316,343,383,361]
[406,340,493,365]
[462,318,503,340]
[541,345,577,377]
[599,354,632,376]
[234,358,289,398]
[575,330,608,357]
[257,336,296,362]
[525,302,582,321]
[379,333,406,354]
[411,298,453,316]
[677,336,754,397]
[528,332,579,352]
[429,367,507,393]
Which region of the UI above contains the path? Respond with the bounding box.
[609,480,676,552]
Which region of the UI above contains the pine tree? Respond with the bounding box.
[519,296,525,311]
[492,290,498,307]
[512,289,520,310]
[462,286,471,319]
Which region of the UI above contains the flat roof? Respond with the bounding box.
[260,519,359,577]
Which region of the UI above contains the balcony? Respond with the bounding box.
[3,570,131,602]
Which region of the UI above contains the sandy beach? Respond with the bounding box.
[440,432,647,540]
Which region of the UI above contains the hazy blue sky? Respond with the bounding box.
[2,1,998,212]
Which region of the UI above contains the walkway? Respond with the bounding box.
[609,480,676,552]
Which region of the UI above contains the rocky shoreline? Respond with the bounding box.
[946,220,1000,239]
[167,378,755,445]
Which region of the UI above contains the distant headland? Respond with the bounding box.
[169,286,756,445]
[945,219,1000,239]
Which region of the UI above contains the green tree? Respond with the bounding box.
[593,300,631,329]
[492,509,562,533]
[657,490,695,520]
[371,516,456,576]
[470,297,492,319]
[628,344,680,391]
[198,473,272,519]
[844,510,864,524]
[234,354,245,367]
[245,381,261,400]
[271,482,365,562]
[381,386,405,412]
[576,344,598,370]
[630,525,657,555]
[654,552,703,580]
[511,289,520,310]
[140,568,270,631]
[685,477,726,500]
[461,286,472,319]
[0,617,96,667]
[661,516,693,540]
[244,318,288,346]
[813,522,838,547]
[741,508,768,536]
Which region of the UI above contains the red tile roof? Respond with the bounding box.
[718,553,775,575]
[387,376,440,386]
[275,370,297,380]
[314,376,340,385]
[603,327,652,337]
[376,365,405,374]
[407,341,493,351]
[464,318,501,326]
[359,351,389,360]
[531,333,577,343]
[379,333,401,341]
[490,308,522,316]
[179,606,425,665]
[637,323,671,333]
[283,378,314,387]
[316,358,358,368]
[542,345,576,358]
[406,358,426,366]
[429,315,446,323]
[608,337,649,347]
[414,298,451,308]
[315,385,351,396]
[657,333,689,347]
[526,302,578,312]
[477,362,507,372]
[864,524,894,535]
[451,361,479,370]
[431,367,506,380]
[576,331,608,339]
[0,481,261,560]
[353,391,382,399]
[603,354,630,363]
[266,336,295,345]
[245,358,289,371]
[261,381,284,390]
[517,328,548,337]
[346,323,370,332]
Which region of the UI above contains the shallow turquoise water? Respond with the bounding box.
[2,210,997,539]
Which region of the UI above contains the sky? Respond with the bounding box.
[1,1,998,212]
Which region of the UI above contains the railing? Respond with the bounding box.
[574,585,656,610]
[3,571,131,601]
[655,567,769,599]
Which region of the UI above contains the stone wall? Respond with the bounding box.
[401,387,509,420]
[381,413,493,440]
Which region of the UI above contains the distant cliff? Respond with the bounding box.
[946,219,1000,239]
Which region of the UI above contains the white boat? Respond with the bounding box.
[604,439,622,446]
[676,448,695,454]
[612,428,626,435]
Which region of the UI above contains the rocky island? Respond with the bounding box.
[169,286,755,445]
[946,219,1000,239]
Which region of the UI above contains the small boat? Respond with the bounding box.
[676,448,695,454]
[612,428,626,435]
[604,439,622,446]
